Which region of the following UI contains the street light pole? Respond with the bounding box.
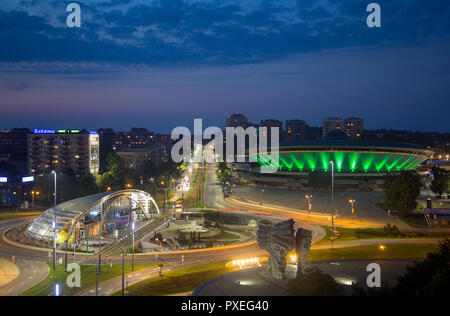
[349,199,356,218]
[131,219,135,272]
[305,195,312,213]
[52,171,57,271]
[161,181,166,213]
[329,161,335,232]
[122,249,125,296]
[98,202,102,275]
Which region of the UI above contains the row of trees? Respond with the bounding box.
[383,167,449,218]
[429,166,450,198]
[286,238,450,296]
[99,152,184,192]
[216,162,231,184]
[30,152,183,208]
[383,170,422,218]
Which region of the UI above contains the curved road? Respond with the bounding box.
[0,163,441,295]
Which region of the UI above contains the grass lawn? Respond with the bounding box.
[0,211,42,221]
[0,215,28,221]
[214,230,240,240]
[112,261,238,296]
[114,243,438,296]
[232,230,253,237]
[315,226,449,245]
[308,243,438,262]
[20,263,155,296]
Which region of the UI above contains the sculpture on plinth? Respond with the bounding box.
[295,228,312,276]
[257,219,295,279]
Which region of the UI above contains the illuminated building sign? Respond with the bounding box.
[34,129,81,134]
[22,176,34,183]
[0,177,7,183]
[34,129,55,134]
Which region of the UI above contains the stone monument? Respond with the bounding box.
[295,227,312,276]
[256,219,295,279]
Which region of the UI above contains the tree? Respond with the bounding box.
[99,152,125,191]
[383,171,421,218]
[216,162,231,183]
[392,238,450,296]
[286,267,343,296]
[0,194,4,209]
[32,174,52,207]
[430,166,449,198]
[76,174,99,197]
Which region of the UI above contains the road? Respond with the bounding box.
[0,218,50,296]
[0,162,442,295]
[203,163,327,241]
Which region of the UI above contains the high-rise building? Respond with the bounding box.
[0,128,29,173]
[114,127,155,151]
[27,129,99,177]
[117,148,161,170]
[98,128,116,173]
[226,114,249,128]
[322,117,345,139]
[285,120,307,141]
[260,119,283,141]
[344,117,364,140]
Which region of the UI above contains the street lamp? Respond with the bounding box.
[329,161,335,233]
[305,195,312,213]
[31,190,39,212]
[52,170,57,271]
[155,237,166,252]
[131,220,135,271]
[161,181,166,213]
[349,199,356,218]
[260,188,265,205]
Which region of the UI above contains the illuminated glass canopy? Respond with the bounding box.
[26,189,159,244]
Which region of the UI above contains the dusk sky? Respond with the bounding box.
[0,0,449,133]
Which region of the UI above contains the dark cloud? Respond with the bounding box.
[0,0,449,68]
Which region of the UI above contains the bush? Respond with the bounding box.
[286,268,343,296]
[354,223,401,238]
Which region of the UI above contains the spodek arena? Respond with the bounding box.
[244,140,433,189]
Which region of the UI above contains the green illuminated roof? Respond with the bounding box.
[252,141,431,173]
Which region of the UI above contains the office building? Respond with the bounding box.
[27,129,99,177]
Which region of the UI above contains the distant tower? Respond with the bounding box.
[322,117,344,139]
[344,117,364,140]
[286,120,307,141]
[226,114,249,128]
[260,119,283,140]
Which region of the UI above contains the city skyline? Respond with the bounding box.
[1,1,450,133]
[2,115,449,135]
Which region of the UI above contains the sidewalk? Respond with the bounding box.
[0,258,19,288]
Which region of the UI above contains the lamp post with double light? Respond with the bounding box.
[31,190,39,212]
[305,195,312,213]
[329,161,336,233]
[349,199,356,218]
[52,171,57,271]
